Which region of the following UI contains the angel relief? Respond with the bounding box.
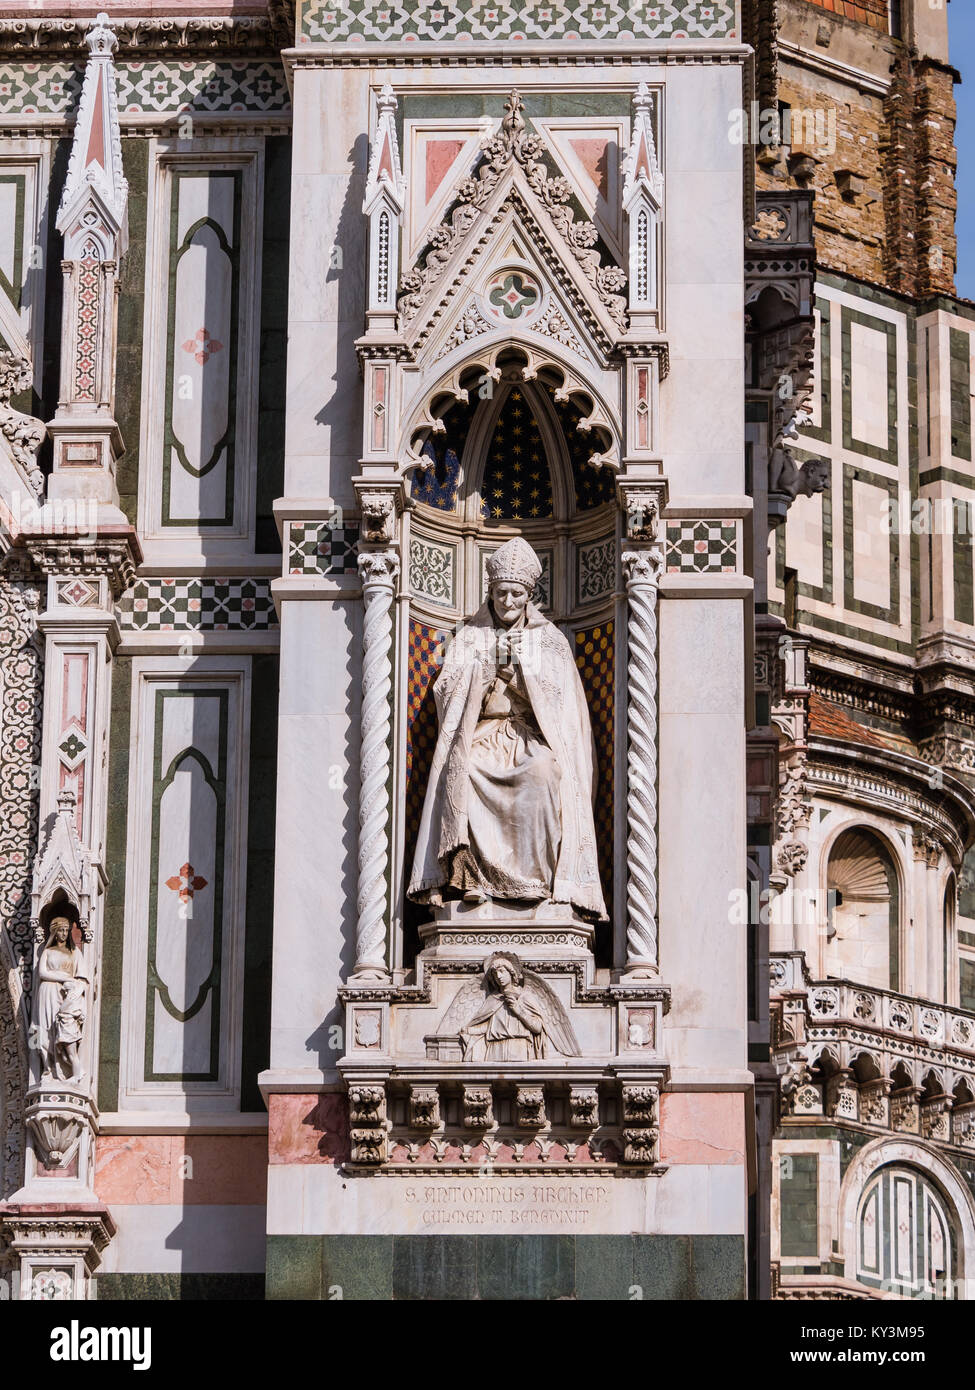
[439,951,579,1061]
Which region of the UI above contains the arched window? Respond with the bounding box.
[404,361,618,964]
[857,1165,954,1299]
[825,828,899,990]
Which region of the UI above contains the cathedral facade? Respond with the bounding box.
[0,0,969,1302]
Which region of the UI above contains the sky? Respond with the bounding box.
[951,0,975,300]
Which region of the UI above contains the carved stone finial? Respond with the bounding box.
[501,89,526,150]
[85,11,118,56]
[377,81,397,116]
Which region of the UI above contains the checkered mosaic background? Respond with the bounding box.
[288,522,360,576]
[118,577,277,631]
[575,619,614,918]
[665,519,738,574]
[404,618,448,883]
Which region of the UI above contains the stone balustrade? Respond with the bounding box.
[770,953,975,1151]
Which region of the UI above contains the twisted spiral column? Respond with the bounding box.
[622,548,663,973]
[354,550,399,978]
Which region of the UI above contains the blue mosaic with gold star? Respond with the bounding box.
[409,394,478,511]
[480,389,554,520]
[555,392,617,512]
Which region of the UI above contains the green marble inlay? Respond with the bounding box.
[96,1273,264,1301]
[950,326,972,463]
[97,657,133,1113]
[803,296,832,446]
[952,497,974,627]
[779,1153,819,1258]
[267,1234,746,1301]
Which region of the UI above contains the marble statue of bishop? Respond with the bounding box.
[408,537,607,919]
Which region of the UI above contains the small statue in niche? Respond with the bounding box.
[30,915,87,1084]
[441,952,580,1061]
[55,976,87,1083]
[408,536,606,919]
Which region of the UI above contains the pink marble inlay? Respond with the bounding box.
[267,1093,349,1165]
[659,1092,745,1166]
[94,1135,267,1204]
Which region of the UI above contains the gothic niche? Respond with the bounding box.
[24,789,96,1171]
[339,349,670,1176]
[404,357,617,965]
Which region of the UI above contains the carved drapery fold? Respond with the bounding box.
[354,550,400,979]
[622,547,663,973]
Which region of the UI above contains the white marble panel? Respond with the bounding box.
[266,1161,745,1236]
[100,1204,266,1274]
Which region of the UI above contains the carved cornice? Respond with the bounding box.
[286,45,751,71]
[0,11,294,58]
[806,739,975,868]
[23,534,141,599]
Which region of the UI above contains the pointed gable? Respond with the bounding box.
[398,91,628,357]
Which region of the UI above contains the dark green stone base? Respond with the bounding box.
[266,1235,745,1301]
[95,1273,265,1301]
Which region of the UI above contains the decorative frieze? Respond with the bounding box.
[288,520,360,576]
[118,577,277,632]
[409,1084,440,1132]
[462,1085,493,1132]
[0,60,291,116]
[299,0,737,44]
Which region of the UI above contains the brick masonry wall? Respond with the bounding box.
[755,74,887,284]
[796,0,888,30]
[756,32,958,296]
[882,54,958,296]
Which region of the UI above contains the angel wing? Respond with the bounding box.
[436,978,489,1036]
[522,971,580,1057]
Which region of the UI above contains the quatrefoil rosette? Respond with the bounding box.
[482,267,545,325]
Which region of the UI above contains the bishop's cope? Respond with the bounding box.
[408,535,607,922]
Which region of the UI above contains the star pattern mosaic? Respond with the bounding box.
[410,393,479,512]
[555,390,617,513]
[118,578,278,630]
[481,390,553,521]
[299,0,736,43]
[0,61,291,116]
[665,519,739,574]
[575,619,615,918]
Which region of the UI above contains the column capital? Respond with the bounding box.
[357,548,400,588]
